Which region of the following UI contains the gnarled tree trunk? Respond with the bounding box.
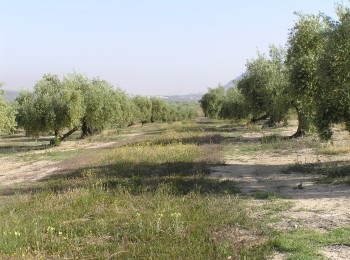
[81,120,92,138]
[291,104,306,138]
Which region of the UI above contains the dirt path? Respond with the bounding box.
[211,155,350,231]
[210,125,350,259]
[0,131,151,187]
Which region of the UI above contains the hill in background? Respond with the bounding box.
[224,74,243,90]
[4,90,19,101]
[156,93,202,102]
[3,90,202,103]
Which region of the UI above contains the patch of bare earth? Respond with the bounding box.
[0,157,59,185]
[0,131,151,187]
[210,122,350,259]
[322,245,350,259]
[212,226,266,259]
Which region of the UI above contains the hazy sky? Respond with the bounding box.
[0,1,337,95]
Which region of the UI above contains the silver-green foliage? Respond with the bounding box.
[16,73,118,138]
[150,97,171,122]
[132,95,153,124]
[220,87,248,120]
[16,72,197,140]
[316,5,350,139]
[237,46,290,124]
[71,73,120,134]
[286,13,329,136]
[16,74,85,137]
[114,88,137,127]
[0,85,16,134]
[199,85,225,118]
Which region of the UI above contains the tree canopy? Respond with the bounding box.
[315,5,350,139]
[286,13,329,137]
[14,72,198,144]
[0,84,16,134]
[199,86,225,119]
[200,3,350,140]
[237,46,290,126]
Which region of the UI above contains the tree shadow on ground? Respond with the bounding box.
[147,133,294,146]
[210,160,350,200]
[1,137,52,143]
[177,122,248,134]
[0,160,239,197]
[149,134,227,145]
[1,156,349,201]
[0,144,51,154]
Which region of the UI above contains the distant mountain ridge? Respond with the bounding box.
[224,74,243,90]
[3,90,202,103]
[3,90,19,101]
[156,93,202,102]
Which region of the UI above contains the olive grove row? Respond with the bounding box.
[200,4,350,139]
[0,73,198,144]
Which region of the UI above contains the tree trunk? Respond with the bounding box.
[291,104,306,138]
[81,121,92,138]
[50,128,78,145]
[50,130,60,146]
[250,114,269,123]
[60,127,79,142]
[262,117,276,128]
[291,127,305,138]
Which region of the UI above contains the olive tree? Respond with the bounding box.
[237,46,290,126]
[132,95,153,124]
[17,73,120,142]
[63,73,122,137]
[16,74,85,142]
[173,102,198,121]
[199,85,225,118]
[150,97,171,122]
[114,89,138,127]
[220,87,249,120]
[311,5,350,139]
[0,85,16,134]
[286,13,329,137]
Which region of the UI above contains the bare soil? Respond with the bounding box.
[0,132,147,186]
[210,121,350,259]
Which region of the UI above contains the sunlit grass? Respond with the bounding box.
[0,185,272,259]
[273,226,350,259]
[318,145,350,155]
[2,118,349,258]
[0,120,273,259]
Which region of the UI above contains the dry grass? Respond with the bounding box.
[318,145,350,155]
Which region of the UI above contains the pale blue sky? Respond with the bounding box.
[0,1,338,95]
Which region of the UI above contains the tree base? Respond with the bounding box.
[290,128,305,138]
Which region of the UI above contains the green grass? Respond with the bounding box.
[254,199,350,260]
[2,119,350,259]
[0,186,266,259]
[0,120,274,259]
[285,159,350,184]
[273,226,350,259]
[261,200,294,213]
[226,132,320,157]
[251,192,285,201]
[317,161,350,184]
